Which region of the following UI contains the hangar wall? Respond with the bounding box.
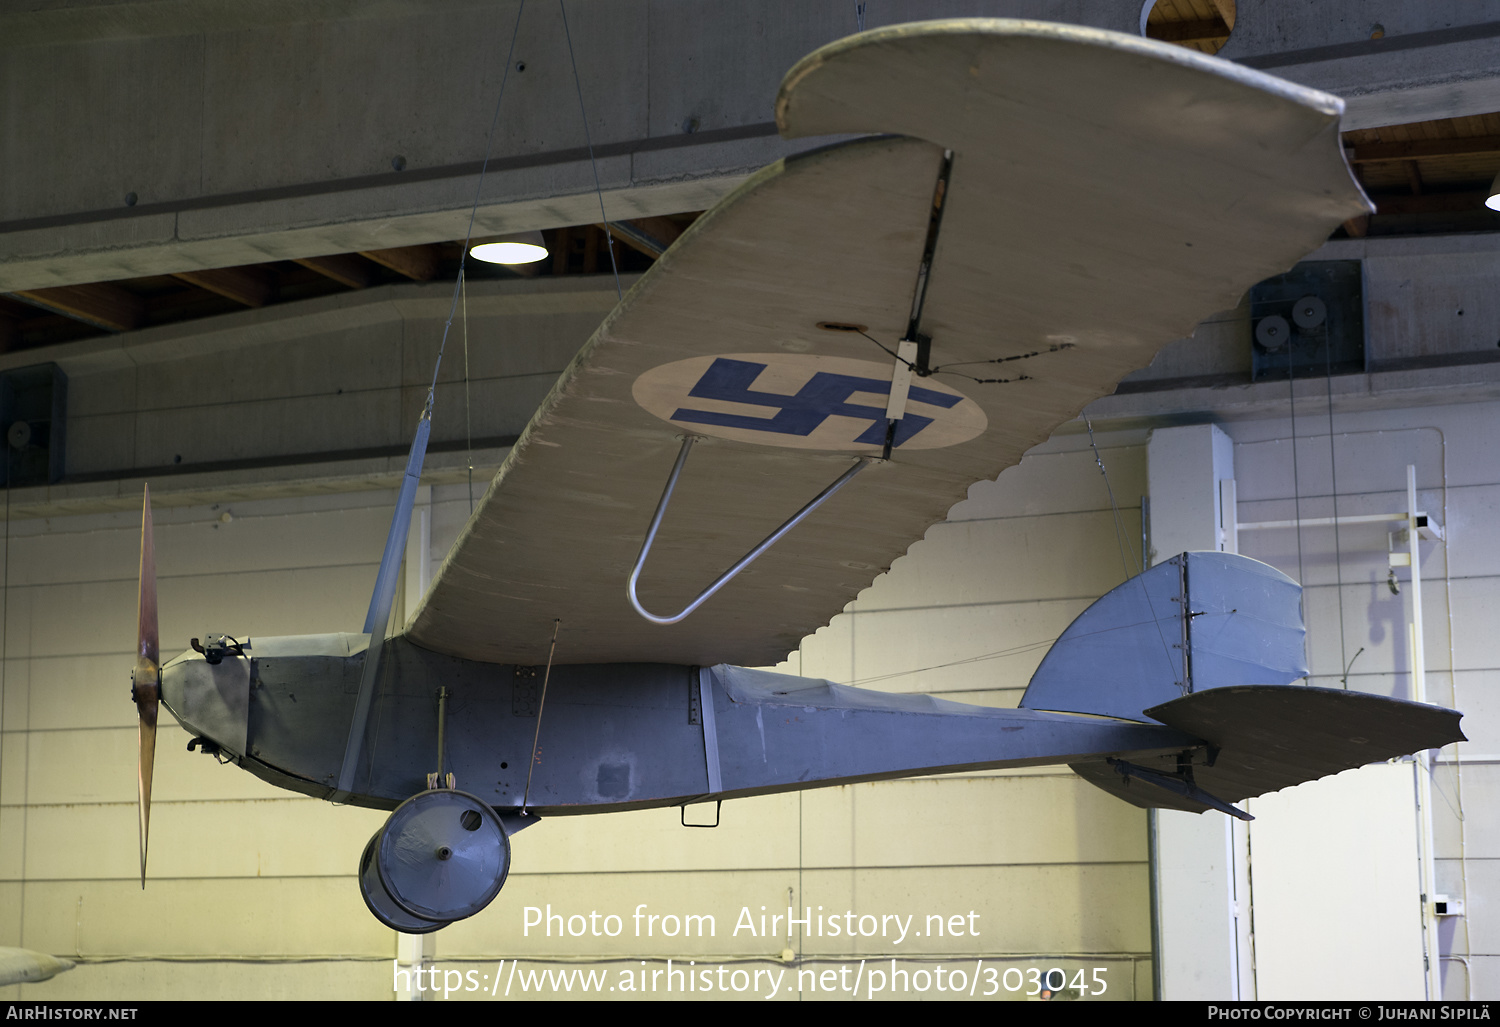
[1228,403,1494,1000]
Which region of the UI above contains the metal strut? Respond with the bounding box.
[628,436,869,625]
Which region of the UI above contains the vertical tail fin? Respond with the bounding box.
[1019,552,1307,722]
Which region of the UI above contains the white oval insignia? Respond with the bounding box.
[632,353,987,452]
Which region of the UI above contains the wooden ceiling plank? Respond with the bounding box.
[1349,134,1500,163]
[360,244,440,281]
[1374,190,1490,215]
[294,254,374,289]
[8,284,145,332]
[171,266,275,308]
[630,215,686,245]
[1405,161,1424,195]
[602,216,684,258]
[1148,17,1230,44]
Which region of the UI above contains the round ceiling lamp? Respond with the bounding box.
[470,231,548,265]
[1486,169,1500,212]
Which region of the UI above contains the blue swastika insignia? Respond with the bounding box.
[670,358,961,448]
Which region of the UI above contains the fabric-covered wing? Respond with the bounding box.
[406,20,1370,667]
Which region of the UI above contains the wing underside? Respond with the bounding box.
[407,20,1370,667]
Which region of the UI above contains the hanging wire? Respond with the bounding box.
[461,268,475,515]
[1340,647,1364,688]
[1287,348,1307,599]
[1084,415,1180,688]
[1324,337,1349,686]
[846,636,1059,687]
[1085,414,1140,580]
[346,4,527,795]
[521,619,562,812]
[854,328,1054,385]
[559,0,623,302]
[426,0,529,405]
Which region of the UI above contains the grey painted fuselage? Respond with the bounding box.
[159,633,1199,814]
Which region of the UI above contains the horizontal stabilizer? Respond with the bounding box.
[1072,684,1465,814]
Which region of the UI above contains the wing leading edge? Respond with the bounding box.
[406,20,1370,667]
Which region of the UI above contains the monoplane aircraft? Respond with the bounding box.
[127,20,1464,932]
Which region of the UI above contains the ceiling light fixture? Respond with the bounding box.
[470,231,549,265]
[1486,170,1500,212]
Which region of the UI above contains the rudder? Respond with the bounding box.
[1019,552,1307,722]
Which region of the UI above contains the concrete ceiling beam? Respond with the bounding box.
[2,1,1499,291]
[1223,4,1500,131]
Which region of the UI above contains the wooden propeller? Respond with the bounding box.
[130,485,158,888]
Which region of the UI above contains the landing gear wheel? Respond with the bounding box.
[377,789,510,924]
[358,832,448,934]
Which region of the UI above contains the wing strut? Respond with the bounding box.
[880,150,951,460]
[627,436,869,625]
[334,404,433,802]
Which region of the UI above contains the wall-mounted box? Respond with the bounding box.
[1250,260,1365,381]
[0,363,66,486]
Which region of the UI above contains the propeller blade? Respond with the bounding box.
[136,715,156,887]
[132,485,159,888]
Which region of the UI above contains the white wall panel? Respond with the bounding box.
[6,960,393,1003]
[1219,401,1496,1000]
[1248,764,1426,1001]
[17,877,393,957]
[1448,672,1500,761]
[1432,763,1500,859]
[1453,859,1500,967]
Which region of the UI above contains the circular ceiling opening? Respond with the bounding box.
[1141,0,1236,56]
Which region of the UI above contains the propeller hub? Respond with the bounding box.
[131,660,159,695]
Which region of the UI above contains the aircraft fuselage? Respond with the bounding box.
[160,633,1198,815]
